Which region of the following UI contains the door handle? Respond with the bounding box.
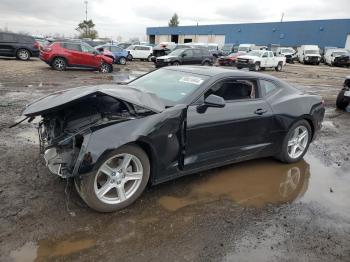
[254,108,267,115]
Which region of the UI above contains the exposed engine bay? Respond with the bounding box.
[37,94,153,177]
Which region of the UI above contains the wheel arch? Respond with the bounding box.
[15,47,32,56]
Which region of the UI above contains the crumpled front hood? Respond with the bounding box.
[157,55,176,60]
[22,84,165,116]
[238,55,258,60]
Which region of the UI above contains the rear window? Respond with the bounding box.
[260,80,279,96]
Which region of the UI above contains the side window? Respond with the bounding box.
[206,79,257,101]
[111,46,121,52]
[260,80,279,96]
[262,52,268,58]
[268,52,273,57]
[2,33,16,42]
[63,43,82,52]
[134,46,141,50]
[81,44,95,53]
[193,49,202,56]
[184,50,193,57]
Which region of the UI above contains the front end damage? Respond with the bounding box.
[19,85,165,178]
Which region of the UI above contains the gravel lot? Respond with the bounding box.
[0,58,350,262]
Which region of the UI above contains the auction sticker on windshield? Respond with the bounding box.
[179,76,204,85]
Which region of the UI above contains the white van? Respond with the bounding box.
[324,48,349,66]
[127,45,153,61]
[297,45,321,65]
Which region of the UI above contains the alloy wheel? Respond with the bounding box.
[94,153,143,204]
[287,126,309,159]
[18,49,29,60]
[53,58,65,70]
[100,63,110,73]
[119,57,126,65]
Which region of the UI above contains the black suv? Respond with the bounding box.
[0,32,39,60]
[155,48,213,68]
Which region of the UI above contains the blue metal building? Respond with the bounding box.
[146,19,350,48]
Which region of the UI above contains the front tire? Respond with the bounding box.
[127,54,133,61]
[118,57,127,65]
[100,62,113,73]
[253,62,260,71]
[336,90,350,110]
[277,120,311,163]
[16,49,31,61]
[76,145,150,212]
[172,61,180,66]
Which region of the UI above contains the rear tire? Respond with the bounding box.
[275,62,283,71]
[336,90,350,110]
[276,120,311,163]
[253,62,260,71]
[16,49,31,61]
[51,57,66,71]
[75,145,150,212]
[203,61,212,66]
[127,54,133,61]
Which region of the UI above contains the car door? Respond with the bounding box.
[62,43,83,65]
[182,49,194,64]
[80,43,100,68]
[192,49,203,64]
[184,78,274,170]
[267,51,275,67]
[261,51,269,67]
[132,46,141,58]
[0,33,16,56]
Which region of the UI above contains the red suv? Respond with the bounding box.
[40,41,113,73]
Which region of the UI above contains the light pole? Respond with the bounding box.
[84,1,88,21]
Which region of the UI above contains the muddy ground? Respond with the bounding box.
[0,58,350,262]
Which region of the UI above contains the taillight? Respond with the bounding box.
[34,41,39,49]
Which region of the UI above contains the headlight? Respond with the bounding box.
[305,57,309,60]
[249,59,254,63]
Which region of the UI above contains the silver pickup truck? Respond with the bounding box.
[236,50,286,71]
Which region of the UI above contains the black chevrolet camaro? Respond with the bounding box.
[21,66,325,212]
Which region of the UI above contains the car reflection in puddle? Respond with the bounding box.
[159,159,310,211]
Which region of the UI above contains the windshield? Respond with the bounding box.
[305,50,319,55]
[333,51,348,56]
[129,69,209,103]
[238,46,250,52]
[281,48,294,53]
[222,44,233,51]
[248,50,263,57]
[168,49,185,56]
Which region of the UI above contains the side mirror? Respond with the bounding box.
[182,53,187,57]
[197,94,225,113]
[205,94,225,108]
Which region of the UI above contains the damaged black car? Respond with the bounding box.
[20,66,325,212]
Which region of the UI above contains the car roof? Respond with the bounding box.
[163,66,279,80]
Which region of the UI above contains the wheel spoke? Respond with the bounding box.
[125,171,142,181]
[117,184,126,201]
[100,164,114,177]
[292,128,299,139]
[291,145,298,157]
[299,131,307,140]
[288,139,296,147]
[121,154,132,171]
[97,181,113,198]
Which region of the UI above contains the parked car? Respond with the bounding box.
[40,41,113,72]
[297,45,321,65]
[324,49,350,67]
[220,44,237,56]
[236,50,286,71]
[276,47,297,63]
[336,76,350,110]
[20,66,325,212]
[95,44,129,65]
[217,52,245,66]
[117,42,133,50]
[0,32,40,60]
[154,48,213,67]
[127,45,153,61]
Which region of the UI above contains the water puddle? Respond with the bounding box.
[10,233,96,262]
[159,159,310,211]
[158,155,350,214]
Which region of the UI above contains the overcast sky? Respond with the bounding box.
[0,0,349,40]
